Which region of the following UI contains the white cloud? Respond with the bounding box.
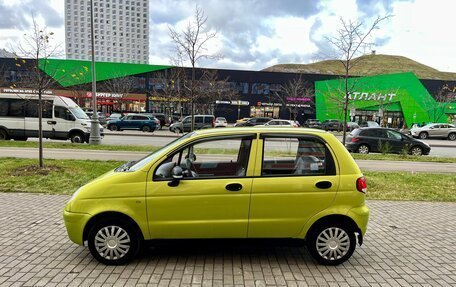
[379,0,455,72]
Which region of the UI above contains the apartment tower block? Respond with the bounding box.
[65,0,149,64]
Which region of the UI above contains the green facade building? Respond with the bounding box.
[315,72,456,127]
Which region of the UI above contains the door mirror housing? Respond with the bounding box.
[168,166,183,187]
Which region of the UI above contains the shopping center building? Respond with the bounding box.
[1,57,455,124]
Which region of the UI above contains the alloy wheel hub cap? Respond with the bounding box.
[316,227,350,261]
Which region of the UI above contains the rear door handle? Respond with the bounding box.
[225,183,243,192]
[315,181,332,189]
[47,120,57,125]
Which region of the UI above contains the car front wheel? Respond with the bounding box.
[410,146,423,156]
[448,133,456,141]
[88,220,141,265]
[419,132,428,139]
[307,223,356,265]
[357,144,369,154]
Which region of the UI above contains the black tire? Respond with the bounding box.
[419,132,428,139]
[0,129,9,140]
[109,124,119,131]
[87,219,141,265]
[357,144,369,154]
[409,145,423,156]
[141,125,151,132]
[70,132,85,144]
[448,133,456,141]
[307,223,356,265]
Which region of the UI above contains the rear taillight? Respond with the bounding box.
[351,137,359,142]
[356,177,367,193]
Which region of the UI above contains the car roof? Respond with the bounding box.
[191,126,327,137]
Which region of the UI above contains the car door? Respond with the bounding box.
[385,129,405,153]
[119,115,133,129]
[248,134,339,238]
[24,99,54,138]
[428,124,440,138]
[146,135,256,239]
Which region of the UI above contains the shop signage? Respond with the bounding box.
[286,97,312,102]
[215,100,249,106]
[1,88,53,95]
[345,92,397,102]
[87,92,123,98]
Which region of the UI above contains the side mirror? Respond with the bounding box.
[168,166,183,187]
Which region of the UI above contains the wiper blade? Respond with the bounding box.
[115,160,137,172]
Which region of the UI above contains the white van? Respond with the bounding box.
[0,93,103,143]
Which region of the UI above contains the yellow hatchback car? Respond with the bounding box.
[63,127,369,265]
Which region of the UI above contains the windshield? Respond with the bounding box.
[128,132,194,172]
[69,106,90,119]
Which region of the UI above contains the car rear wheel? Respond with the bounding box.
[141,125,151,132]
[307,223,356,265]
[109,124,119,131]
[357,144,369,154]
[88,220,141,265]
[410,146,423,156]
[419,132,428,139]
[448,133,456,141]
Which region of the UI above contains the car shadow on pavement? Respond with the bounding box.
[140,238,313,261]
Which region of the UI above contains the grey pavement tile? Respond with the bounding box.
[1,193,456,286]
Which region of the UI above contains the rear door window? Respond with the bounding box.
[261,136,335,176]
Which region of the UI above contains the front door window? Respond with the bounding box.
[148,135,255,239]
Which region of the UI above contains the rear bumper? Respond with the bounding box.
[347,205,370,236]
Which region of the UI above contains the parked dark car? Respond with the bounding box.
[321,119,344,131]
[345,127,431,156]
[304,119,322,129]
[142,113,167,129]
[107,114,160,132]
[234,117,272,127]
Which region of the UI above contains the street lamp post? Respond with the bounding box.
[89,0,101,145]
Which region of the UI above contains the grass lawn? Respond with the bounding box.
[0,158,455,202]
[1,140,456,163]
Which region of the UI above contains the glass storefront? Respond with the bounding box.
[250,106,280,118]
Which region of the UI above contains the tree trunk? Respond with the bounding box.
[38,91,44,168]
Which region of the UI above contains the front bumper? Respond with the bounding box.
[63,210,92,245]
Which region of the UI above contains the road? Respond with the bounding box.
[1,147,455,173]
[27,130,456,157]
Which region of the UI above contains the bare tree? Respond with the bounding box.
[325,15,390,144]
[274,76,314,121]
[150,67,187,117]
[193,69,240,114]
[101,72,137,114]
[13,16,61,168]
[169,5,219,131]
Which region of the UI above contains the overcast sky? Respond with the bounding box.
[0,0,454,72]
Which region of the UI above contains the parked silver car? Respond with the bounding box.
[410,123,456,140]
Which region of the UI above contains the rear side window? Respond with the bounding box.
[262,136,335,176]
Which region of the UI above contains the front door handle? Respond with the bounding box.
[225,183,243,192]
[315,181,332,189]
[47,120,57,125]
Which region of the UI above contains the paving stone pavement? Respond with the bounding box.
[0,193,455,287]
